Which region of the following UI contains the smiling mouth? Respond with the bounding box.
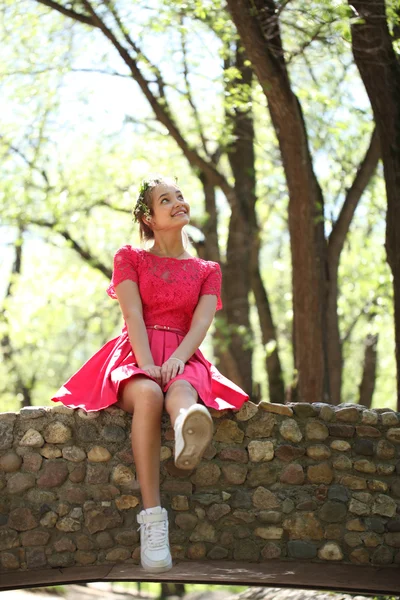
[172,211,188,217]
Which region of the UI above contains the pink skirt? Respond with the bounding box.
[51,325,249,412]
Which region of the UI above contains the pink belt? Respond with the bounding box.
[147,324,186,335]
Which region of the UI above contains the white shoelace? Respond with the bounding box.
[138,520,168,549]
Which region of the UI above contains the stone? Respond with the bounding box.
[248,440,274,462]
[62,445,86,462]
[297,500,317,511]
[56,517,81,532]
[354,459,376,474]
[0,551,20,569]
[275,444,305,462]
[207,546,229,559]
[362,410,378,425]
[19,428,44,447]
[175,513,198,530]
[330,440,350,452]
[282,499,295,513]
[377,464,395,476]
[319,405,336,422]
[259,401,293,416]
[350,548,369,564]
[101,425,126,443]
[7,472,35,494]
[292,403,318,418]
[21,530,50,546]
[54,537,76,552]
[231,490,252,508]
[387,518,400,532]
[37,460,69,488]
[307,463,333,484]
[261,542,281,559]
[318,542,343,560]
[245,412,276,438]
[8,508,37,531]
[346,518,365,531]
[332,455,352,470]
[105,547,131,562]
[318,501,347,523]
[283,513,324,540]
[189,522,216,543]
[84,507,123,534]
[366,517,386,533]
[75,550,97,565]
[218,447,248,463]
[349,499,370,516]
[235,402,258,421]
[171,495,189,511]
[0,452,22,472]
[306,444,331,460]
[115,495,140,510]
[214,420,244,443]
[192,463,221,486]
[40,511,58,528]
[22,453,42,472]
[69,464,86,483]
[328,424,355,438]
[280,464,305,485]
[353,439,374,456]
[207,503,231,521]
[368,480,388,493]
[96,531,114,548]
[356,426,381,438]
[328,485,350,503]
[222,464,248,485]
[43,421,72,443]
[187,543,206,559]
[0,529,18,551]
[288,540,317,559]
[363,532,382,548]
[280,419,302,442]
[387,428,400,443]
[372,494,397,517]
[385,533,400,547]
[376,439,396,459]
[247,463,277,487]
[252,487,279,510]
[193,493,220,506]
[255,526,283,540]
[339,475,367,490]
[371,546,393,565]
[335,407,360,423]
[111,464,137,488]
[87,446,112,462]
[233,539,259,561]
[258,511,281,524]
[381,412,399,426]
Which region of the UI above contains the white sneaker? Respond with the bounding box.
[174,404,214,470]
[136,507,172,573]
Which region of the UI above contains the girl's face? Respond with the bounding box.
[147,182,190,231]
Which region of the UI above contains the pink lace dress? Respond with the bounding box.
[51,245,249,412]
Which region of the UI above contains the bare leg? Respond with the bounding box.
[115,376,164,509]
[164,380,198,426]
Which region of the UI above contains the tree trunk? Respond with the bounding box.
[226,0,329,403]
[347,0,400,409]
[359,333,379,409]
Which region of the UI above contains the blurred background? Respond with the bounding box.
[0,0,398,413]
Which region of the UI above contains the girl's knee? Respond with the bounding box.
[167,379,198,399]
[118,376,163,413]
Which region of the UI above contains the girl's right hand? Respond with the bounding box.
[139,364,162,386]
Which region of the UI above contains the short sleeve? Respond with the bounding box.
[106,245,138,300]
[199,262,223,311]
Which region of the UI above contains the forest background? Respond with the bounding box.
[1,0,399,413]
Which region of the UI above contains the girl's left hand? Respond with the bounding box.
[161,356,185,387]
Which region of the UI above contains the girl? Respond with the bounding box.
[51,174,249,573]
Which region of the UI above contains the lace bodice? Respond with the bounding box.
[106,245,223,333]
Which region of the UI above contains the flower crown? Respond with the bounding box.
[132,175,178,224]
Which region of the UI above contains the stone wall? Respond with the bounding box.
[1,400,400,573]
